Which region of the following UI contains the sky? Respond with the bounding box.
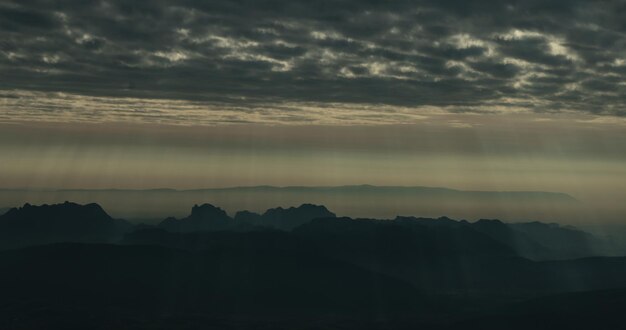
[1,1,625,223]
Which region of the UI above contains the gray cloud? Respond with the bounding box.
[1,0,625,118]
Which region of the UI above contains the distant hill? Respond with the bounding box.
[235,203,336,230]
[159,203,335,232]
[0,202,131,249]
[158,203,233,232]
[508,221,597,259]
[42,185,575,201]
[0,185,581,222]
[400,217,601,260]
[185,185,578,203]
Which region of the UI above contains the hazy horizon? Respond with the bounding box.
[1,0,625,226]
[2,119,625,224]
[0,184,599,225]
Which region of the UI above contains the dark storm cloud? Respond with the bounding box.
[1,0,625,116]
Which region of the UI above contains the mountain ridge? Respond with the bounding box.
[0,185,579,202]
[0,201,611,259]
[0,201,132,249]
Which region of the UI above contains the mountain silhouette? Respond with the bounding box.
[235,203,336,230]
[0,207,10,216]
[233,209,263,224]
[468,218,554,260]
[508,221,597,259]
[0,201,131,249]
[392,216,600,260]
[159,203,336,232]
[0,201,609,260]
[293,216,518,292]
[158,203,233,232]
[299,217,626,294]
[126,218,626,295]
[1,186,581,223]
[0,201,625,329]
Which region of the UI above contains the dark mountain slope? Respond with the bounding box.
[1,202,625,329]
[123,228,308,253]
[292,217,626,294]
[0,202,131,249]
[0,242,431,329]
[509,221,598,259]
[158,203,334,232]
[0,207,11,216]
[234,203,336,230]
[450,288,626,330]
[396,216,600,260]
[158,203,234,232]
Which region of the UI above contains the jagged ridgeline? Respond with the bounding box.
[0,201,132,249]
[0,201,615,260]
[1,202,626,329]
[0,185,582,223]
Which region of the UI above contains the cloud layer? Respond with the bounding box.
[1,0,626,122]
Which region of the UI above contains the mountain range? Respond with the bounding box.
[0,201,625,329]
[0,201,131,249]
[0,185,582,222]
[0,201,612,259]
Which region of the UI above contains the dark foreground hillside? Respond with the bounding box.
[1,242,625,330]
[0,243,437,330]
[0,202,625,329]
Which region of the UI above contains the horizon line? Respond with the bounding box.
[0,184,577,197]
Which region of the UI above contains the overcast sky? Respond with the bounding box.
[1,1,625,222]
[1,0,626,124]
